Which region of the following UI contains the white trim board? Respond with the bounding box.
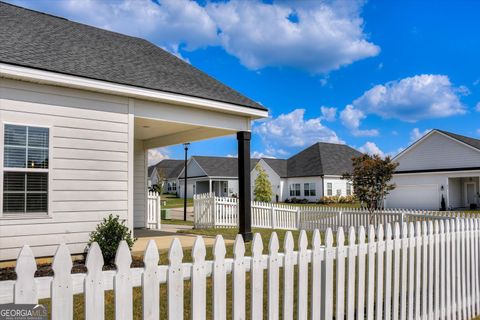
[0,63,268,119]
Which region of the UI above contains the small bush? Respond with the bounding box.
[87,214,136,266]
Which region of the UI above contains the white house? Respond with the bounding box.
[0,3,267,260]
[148,159,183,193]
[385,129,480,210]
[174,142,362,202]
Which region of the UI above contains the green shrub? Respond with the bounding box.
[87,214,136,266]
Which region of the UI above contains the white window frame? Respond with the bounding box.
[346,183,352,196]
[304,183,316,197]
[290,183,301,197]
[326,182,333,196]
[172,181,177,191]
[1,121,53,219]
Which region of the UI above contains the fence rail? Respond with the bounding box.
[1,219,480,320]
[194,193,471,231]
[147,190,161,229]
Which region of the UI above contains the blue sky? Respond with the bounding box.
[9,0,480,164]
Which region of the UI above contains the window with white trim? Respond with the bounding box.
[336,189,341,196]
[171,182,176,191]
[346,183,352,196]
[326,182,333,196]
[3,124,49,214]
[289,183,300,197]
[304,183,316,196]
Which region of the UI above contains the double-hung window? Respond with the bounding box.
[3,124,49,215]
[304,183,316,196]
[326,182,333,196]
[289,183,301,197]
[346,183,352,196]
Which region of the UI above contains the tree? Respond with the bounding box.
[253,164,273,202]
[154,168,166,194]
[342,154,399,223]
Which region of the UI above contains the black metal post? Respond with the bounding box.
[183,143,190,221]
[237,131,252,241]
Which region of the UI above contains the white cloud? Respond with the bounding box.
[254,109,344,152]
[340,105,379,137]
[410,128,432,143]
[251,151,276,159]
[358,141,385,157]
[12,0,379,73]
[148,147,170,166]
[351,74,467,122]
[320,106,337,122]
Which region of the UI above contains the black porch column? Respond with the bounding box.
[237,131,253,241]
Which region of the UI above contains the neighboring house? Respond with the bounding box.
[175,142,362,202]
[177,156,260,198]
[0,3,267,260]
[385,129,480,210]
[148,159,183,194]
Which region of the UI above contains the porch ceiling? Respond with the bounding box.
[135,117,235,149]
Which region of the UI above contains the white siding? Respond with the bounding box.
[285,177,324,202]
[251,160,281,202]
[133,139,146,228]
[0,79,130,260]
[323,176,350,197]
[397,132,480,171]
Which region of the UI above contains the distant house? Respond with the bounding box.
[385,129,480,210]
[148,160,183,193]
[0,3,267,260]
[152,142,362,202]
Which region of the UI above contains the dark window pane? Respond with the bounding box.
[27,148,49,168]
[4,125,26,146]
[3,193,25,213]
[28,127,49,148]
[4,146,26,168]
[26,173,48,192]
[26,193,47,212]
[4,172,25,191]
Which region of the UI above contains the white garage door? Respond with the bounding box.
[387,184,439,210]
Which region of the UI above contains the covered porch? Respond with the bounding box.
[131,97,265,241]
[447,175,480,209]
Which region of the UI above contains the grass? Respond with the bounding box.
[38,228,318,319]
[161,193,193,209]
[161,219,194,226]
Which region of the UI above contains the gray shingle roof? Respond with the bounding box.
[183,156,259,178]
[287,142,363,177]
[0,2,266,111]
[149,160,184,179]
[436,129,480,151]
[262,158,288,177]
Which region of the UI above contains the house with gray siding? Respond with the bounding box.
[0,2,267,260]
[386,129,480,210]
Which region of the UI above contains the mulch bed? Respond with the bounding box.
[0,257,145,281]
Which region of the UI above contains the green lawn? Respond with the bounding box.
[161,219,194,226]
[39,228,319,319]
[161,193,193,209]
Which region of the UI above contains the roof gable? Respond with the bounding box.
[0,2,266,111]
[395,130,480,171]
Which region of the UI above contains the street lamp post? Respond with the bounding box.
[183,142,190,221]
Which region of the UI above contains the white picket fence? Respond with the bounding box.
[194,193,471,231]
[147,190,161,229]
[1,219,480,319]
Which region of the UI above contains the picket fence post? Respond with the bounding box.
[191,236,207,320]
[51,244,73,320]
[14,245,37,304]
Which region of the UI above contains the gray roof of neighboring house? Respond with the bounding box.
[149,160,184,180]
[262,158,288,178]
[182,156,259,178]
[176,142,361,179]
[437,129,480,151]
[286,142,363,177]
[0,2,266,111]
